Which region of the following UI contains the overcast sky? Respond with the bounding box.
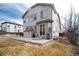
[0,0,79,25]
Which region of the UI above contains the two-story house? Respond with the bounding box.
[22,3,61,39]
[0,25,1,31]
[1,22,23,36]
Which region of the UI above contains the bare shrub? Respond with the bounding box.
[62,7,79,45]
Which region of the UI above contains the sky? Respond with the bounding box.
[0,0,79,25]
[0,3,34,25]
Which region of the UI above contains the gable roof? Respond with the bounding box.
[1,22,23,26]
[22,3,57,19]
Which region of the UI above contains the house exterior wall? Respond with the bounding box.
[0,26,1,30]
[52,11,61,38]
[23,4,61,39]
[23,6,52,38]
[23,6,52,27]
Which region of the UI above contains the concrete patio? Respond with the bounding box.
[9,36,53,45]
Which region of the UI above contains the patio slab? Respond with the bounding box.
[10,36,53,45]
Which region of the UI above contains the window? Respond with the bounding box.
[33,14,37,20]
[40,25,42,35]
[25,13,37,22]
[40,10,48,19]
[43,10,48,18]
[40,11,43,18]
[8,25,10,27]
[28,16,33,21]
[23,20,26,23]
[15,26,16,28]
[27,16,33,22]
[43,24,45,35]
[40,24,45,35]
[18,30,19,33]
[34,16,37,20]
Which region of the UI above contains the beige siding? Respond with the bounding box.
[23,4,61,39]
[23,6,52,27]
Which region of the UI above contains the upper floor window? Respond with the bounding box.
[40,10,48,19]
[43,10,48,18]
[28,16,33,21]
[34,16,37,20]
[15,26,16,28]
[8,25,10,27]
[33,14,37,20]
[40,11,43,18]
[23,20,26,23]
[26,14,37,22]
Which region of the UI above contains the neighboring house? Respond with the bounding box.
[22,3,61,39]
[1,22,23,36]
[0,25,2,35]
[0,25,1,31]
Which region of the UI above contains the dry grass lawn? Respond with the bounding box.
[0,35,77,56]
